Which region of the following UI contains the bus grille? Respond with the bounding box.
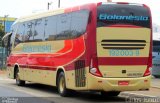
[101,40,146,49]
[75,60,86,87]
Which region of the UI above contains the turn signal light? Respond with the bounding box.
[90,56,102,77]
[143,67,151,77]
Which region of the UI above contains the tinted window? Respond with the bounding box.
[34,19,44,41]
[97,4,150,28]
[17,9,89,42]
[44,9,89,40]
[10,24,18,47]
[44,16,57,40]
[70,10,89,38]
[21,23,29,42]
[22,20,44,42]
[56,13,72,40]
[25,21,34,41]
[14,23,24,47]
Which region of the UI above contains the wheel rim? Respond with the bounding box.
[59,77,65,93]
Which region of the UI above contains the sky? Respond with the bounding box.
[0,0,159,25]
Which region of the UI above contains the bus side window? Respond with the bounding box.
[25,21,34,42]
[14,23,24,47]
[44,10,90,41]
[56,13,71,40]
[45,16,57,41]
[10,25,17,49]
[70,10,89,38]
[33,18,44,41]
[14,34,22,47]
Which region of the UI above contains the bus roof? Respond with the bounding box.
[15,9,65,23]
[14,2,96,23]
[14,2,149,24]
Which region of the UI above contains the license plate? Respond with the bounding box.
[109,50,140,56]
[118,81,129,86]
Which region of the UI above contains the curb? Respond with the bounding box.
[151,86,160,89]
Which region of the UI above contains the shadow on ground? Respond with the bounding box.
[11,82,126,103]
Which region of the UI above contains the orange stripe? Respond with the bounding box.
[56,40,72,53]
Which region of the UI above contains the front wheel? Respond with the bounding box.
[57,72,70,97]
[101,91,120,97]
[15,69,25,86]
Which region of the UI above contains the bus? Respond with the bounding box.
[152,36,160,78]
[2,2,152,97]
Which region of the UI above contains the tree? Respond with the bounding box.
[0,24,5,47]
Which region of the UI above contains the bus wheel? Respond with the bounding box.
[15,69,25,86]
[153,75,160,78]
[57,72,69,97]
[101,91,120,97]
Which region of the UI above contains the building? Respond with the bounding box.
[0,17,16,69]
[0,17,16,33]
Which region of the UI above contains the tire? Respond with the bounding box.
[153,75,160,78]
[15,69,25,86]
[57,72,70,97]
[101,91,120,97]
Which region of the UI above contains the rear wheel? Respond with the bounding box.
[101,91,120,97]
[57,72,70,97]
[153,75,160,78]
[15,69,25,86]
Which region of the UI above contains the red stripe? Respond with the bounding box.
[107,24,142,28]
[27,65,56,71]
[97,2,102,6]
[8,36,85,70]
[72,6,79,12]
[117,2,129,4]
[65,8,72,13]
[7,64,12,66]
[8,65,56,71]
[98,57,148,65]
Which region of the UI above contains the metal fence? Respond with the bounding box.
[0,47,7,69]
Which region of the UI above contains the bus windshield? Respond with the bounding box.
[97,4,150,28]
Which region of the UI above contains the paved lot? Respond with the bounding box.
[151,77,160,88]
[0,70,160,103]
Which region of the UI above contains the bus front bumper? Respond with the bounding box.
[88,74,151,92]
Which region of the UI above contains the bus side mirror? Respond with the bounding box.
[2,32,12,48]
